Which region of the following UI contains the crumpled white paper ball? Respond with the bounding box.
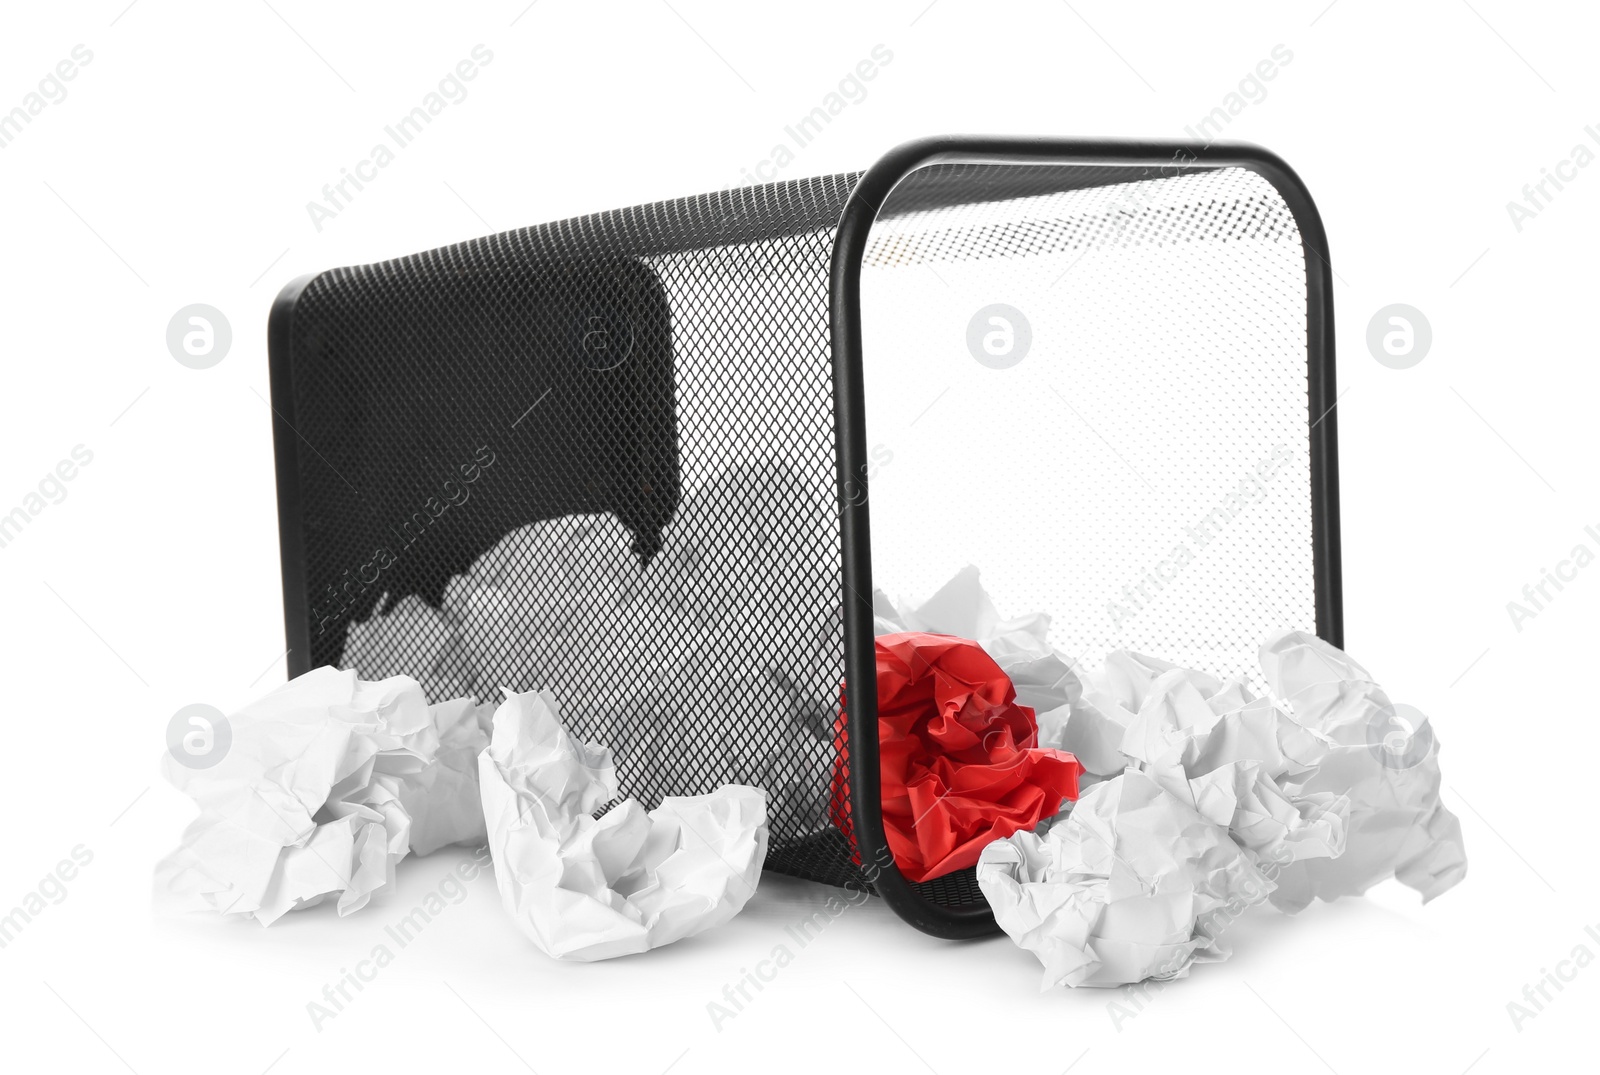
[978,768,1273,989]
[478,687,769,961]
[155,668,492,925]
[1258,630,1468,910]
[978,626,1467,987]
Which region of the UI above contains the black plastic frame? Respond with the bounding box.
[268,272,318,680]
[829,136,1342,938]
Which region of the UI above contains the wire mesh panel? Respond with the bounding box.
[863,164,1316,684]
[270,138,1338,936]
[273,174,869,890]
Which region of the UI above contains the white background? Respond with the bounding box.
[1,2,1595,1073]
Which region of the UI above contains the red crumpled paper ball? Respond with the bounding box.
[829,631,1083,883]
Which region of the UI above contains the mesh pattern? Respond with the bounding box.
[283,174,866,889]
[855,165,1316,907]
[863,166,1315,688]
[274,159,1322,910]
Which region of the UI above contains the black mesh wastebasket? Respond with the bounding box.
[267,136,1341,939]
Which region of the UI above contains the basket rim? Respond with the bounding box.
[828,134,1343,938]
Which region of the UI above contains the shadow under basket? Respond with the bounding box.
[268,136,1342,939]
